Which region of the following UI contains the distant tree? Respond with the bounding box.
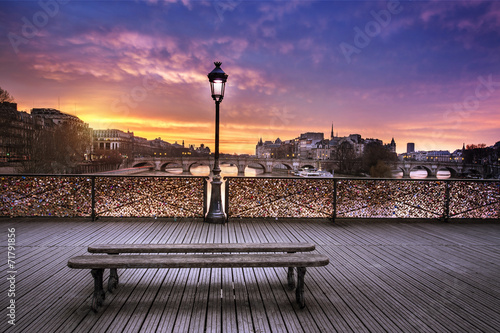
[0,86,14,103]
[362,141,397,177]
[370,160,393,178]
[466,143,487,149]
[463,144,493,165]
[335,141,357,174]
[19,121,92,173]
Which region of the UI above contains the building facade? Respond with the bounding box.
[255,125,396,161]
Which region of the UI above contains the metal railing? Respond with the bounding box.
[1,175,206,219]
[225,177,500,220]
[1,175,499,220]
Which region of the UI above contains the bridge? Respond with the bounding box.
[395,161,484,178]
[127,156,319,174]
[126,156,484,178]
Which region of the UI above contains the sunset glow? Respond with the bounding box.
[1,0,499,154]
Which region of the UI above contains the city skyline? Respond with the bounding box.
[1,0,499,155]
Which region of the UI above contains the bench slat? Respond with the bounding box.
[68,254,329,269]
[88,243,316,254]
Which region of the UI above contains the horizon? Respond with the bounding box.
[1,0,499,155]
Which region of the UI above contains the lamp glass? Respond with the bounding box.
[211,80,225,101]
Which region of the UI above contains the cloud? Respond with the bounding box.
[0,0,498,156]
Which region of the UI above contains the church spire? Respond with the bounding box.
[330,123,334,139]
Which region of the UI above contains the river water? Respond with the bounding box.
[126,164,451,179]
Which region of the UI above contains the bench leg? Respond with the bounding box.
[296,267,306,309]
[107,253,119,292]
[108,268,119,293]
[90,268,105,312]
[287,267,295,289]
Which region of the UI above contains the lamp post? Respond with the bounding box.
[206,61,228,223]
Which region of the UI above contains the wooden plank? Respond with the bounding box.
[68,253,330,269]
[88,242,316,253]
[1,218,499,333]
[241,267,272,332]
[137,268,182,333]
[252,266,288,332]
[221,267,238,333]
[169,268,200,333]
[120,269,166,333]
[206,267,222,332]
[186,267,211,332]
[68,268,148,333]
[231,268,254,333]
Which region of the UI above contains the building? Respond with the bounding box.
[407,142,415,153]
[0,102,34,162]
[31,108,83,126]
[385,138,396,153]
[256,124,395,162]
[93,129,133,152]
[425,150,452,162]
[256,138,288,158]
[297,133,324,159]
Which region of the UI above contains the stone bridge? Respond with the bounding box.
[394,161,483,178]
[127,156,320,174]
[126,156,484,177]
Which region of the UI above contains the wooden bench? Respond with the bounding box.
[88,243,316,293]
[68,243,328,311]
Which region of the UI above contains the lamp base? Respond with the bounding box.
[205,176,226,224]
[205,211,226,224]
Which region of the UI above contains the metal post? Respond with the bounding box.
[332,178,337,223]
[443,180,451,222]
[225,177,230,220]
[203,178,208,221]
[91,176,96,221]
[206,100,225,223]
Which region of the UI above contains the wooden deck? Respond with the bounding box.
[1,218,499,332]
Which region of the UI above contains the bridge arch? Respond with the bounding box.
[246,162,267,171]
[436,166,457,178]
[160,161,183,172]
[132,162,154,169]
[300,163,316,170]
[392,165,407,178]
[186,161,211,173]
[409,165,434,178]
[272,161,293,170]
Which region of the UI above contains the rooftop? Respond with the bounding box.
[1,218,499,332]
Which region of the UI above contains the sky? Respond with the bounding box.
[1,0,499,155]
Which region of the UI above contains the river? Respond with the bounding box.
[118,164,451,179]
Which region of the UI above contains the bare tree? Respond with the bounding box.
[0,86,15,103]
[362,141,397,177]
[19,121,92,173]
[335,141,357,174]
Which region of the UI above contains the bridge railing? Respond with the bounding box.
[1,175,206,219]
[1,175,498,220]
[224,177,500,220]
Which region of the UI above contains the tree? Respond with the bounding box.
[370,160,392,178]
[335,141,357,174]
[0,86,14,103]
[362,141,397,177]
[463,144,493,165]
[19,121,92,173]
[466,143,487,149]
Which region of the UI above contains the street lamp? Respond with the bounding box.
[206,61,228,223]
